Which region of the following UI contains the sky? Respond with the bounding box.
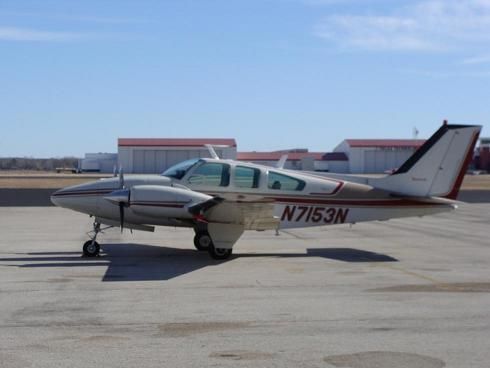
[0,0,489,158]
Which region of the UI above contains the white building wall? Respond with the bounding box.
[327,161,349,173]
[118,147,134,173]
[333,142,419,174]
[118,146,237,174]
[80,153,117,173]
[314,161,329,171]
[239,160,296,169]
[348,148,365,174]
[348,147,417,174]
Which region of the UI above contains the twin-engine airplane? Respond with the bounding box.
[52,123,481,259]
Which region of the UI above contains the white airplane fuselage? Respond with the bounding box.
[50,123,481,259]
[51,161,455,230]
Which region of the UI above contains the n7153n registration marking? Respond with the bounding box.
[280,205,349,224]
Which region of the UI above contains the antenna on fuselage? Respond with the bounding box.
[276,154,288,169]
[205,144,220,159]
[205,144,231,160]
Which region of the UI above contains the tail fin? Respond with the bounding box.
[370,123,481,199]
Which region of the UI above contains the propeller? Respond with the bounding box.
[104,188,130,232]
[118,167,126,232]
[104,167,129,232]
[118,166,125,189]
[119,201,125,232]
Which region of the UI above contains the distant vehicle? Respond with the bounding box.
[55,167,81,174]
[51,123,481,260]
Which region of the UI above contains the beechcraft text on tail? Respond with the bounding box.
[51,123,481,260]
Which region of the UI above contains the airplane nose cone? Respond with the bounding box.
[50,181,103,211]
[50,188,67,207]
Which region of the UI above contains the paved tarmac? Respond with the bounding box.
[0,205,489,367]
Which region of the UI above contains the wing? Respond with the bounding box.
[204,199,279,231]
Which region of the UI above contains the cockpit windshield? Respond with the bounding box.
[161,158,201,179]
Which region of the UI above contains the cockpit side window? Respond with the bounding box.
[162,158,200,179]
[187,162,230,187]
[267,171,305,191]
[234,166,260,188]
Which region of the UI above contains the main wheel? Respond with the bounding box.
[83,240,100,257]
[194,232,212,251]
[208,243,233,260]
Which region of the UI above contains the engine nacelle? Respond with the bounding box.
[130,185,212,219]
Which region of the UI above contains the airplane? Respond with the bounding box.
[51,123,481,260]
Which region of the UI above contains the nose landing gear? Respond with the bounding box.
[82,221,113,257]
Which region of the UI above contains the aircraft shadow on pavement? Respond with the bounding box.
[243,248,399,263]
[1,244,397,282]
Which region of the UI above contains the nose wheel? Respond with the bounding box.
[83,240,100,257]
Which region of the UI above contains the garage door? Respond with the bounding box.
[166,151,191,170]
[155,151,167,174]
[143,150,156,173]
[133,150,145,174]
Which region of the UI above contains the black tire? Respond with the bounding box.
[208,243,233,260]
[83,240,100,257]
[194,232,212,251]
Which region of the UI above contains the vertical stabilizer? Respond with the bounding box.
[369,123,481,198]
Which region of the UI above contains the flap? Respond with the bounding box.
[205,201,279,231]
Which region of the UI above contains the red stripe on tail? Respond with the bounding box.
[444,132,480,200]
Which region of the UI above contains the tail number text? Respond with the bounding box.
[281,205,349,224]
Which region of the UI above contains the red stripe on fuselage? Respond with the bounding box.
[52,189,115,197]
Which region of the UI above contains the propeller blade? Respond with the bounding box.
[119,167,125,189]
[119,202,125,233]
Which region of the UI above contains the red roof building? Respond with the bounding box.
[334,138,427,174]
[343,139,425,148]
[237,151,324,161]
[118,138,236,147]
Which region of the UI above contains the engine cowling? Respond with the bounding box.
[129,185,212,219]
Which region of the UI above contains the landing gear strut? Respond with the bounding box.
[83,221,112,257]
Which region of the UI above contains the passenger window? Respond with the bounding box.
[268,171,305,191]
[188,163,230,187]
[235,166,260,188]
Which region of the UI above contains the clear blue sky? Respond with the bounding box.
[0,0,488,158]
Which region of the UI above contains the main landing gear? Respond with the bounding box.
[208,244,232,260]
[193,231,212,251]
[82,221,112,257]
[194,230,233,260]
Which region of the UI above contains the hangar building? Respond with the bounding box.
[118,138,237,174]
[334,139,425,174]
[79,153,118,173]
[476,137,490,171]
[236,151,349,172]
